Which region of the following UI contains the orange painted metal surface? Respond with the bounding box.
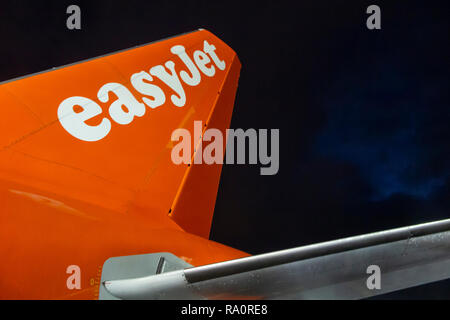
[0,29,248,299]
[170,48,241,238]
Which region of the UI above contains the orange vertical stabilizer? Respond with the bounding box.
[0,29,247,299]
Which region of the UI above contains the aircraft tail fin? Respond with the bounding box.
[0,29,241,239]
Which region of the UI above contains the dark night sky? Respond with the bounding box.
[0,0,449,299]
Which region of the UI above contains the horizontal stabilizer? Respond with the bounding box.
[102,219,450,299]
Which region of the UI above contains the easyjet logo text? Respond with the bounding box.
[57,40,226,142]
